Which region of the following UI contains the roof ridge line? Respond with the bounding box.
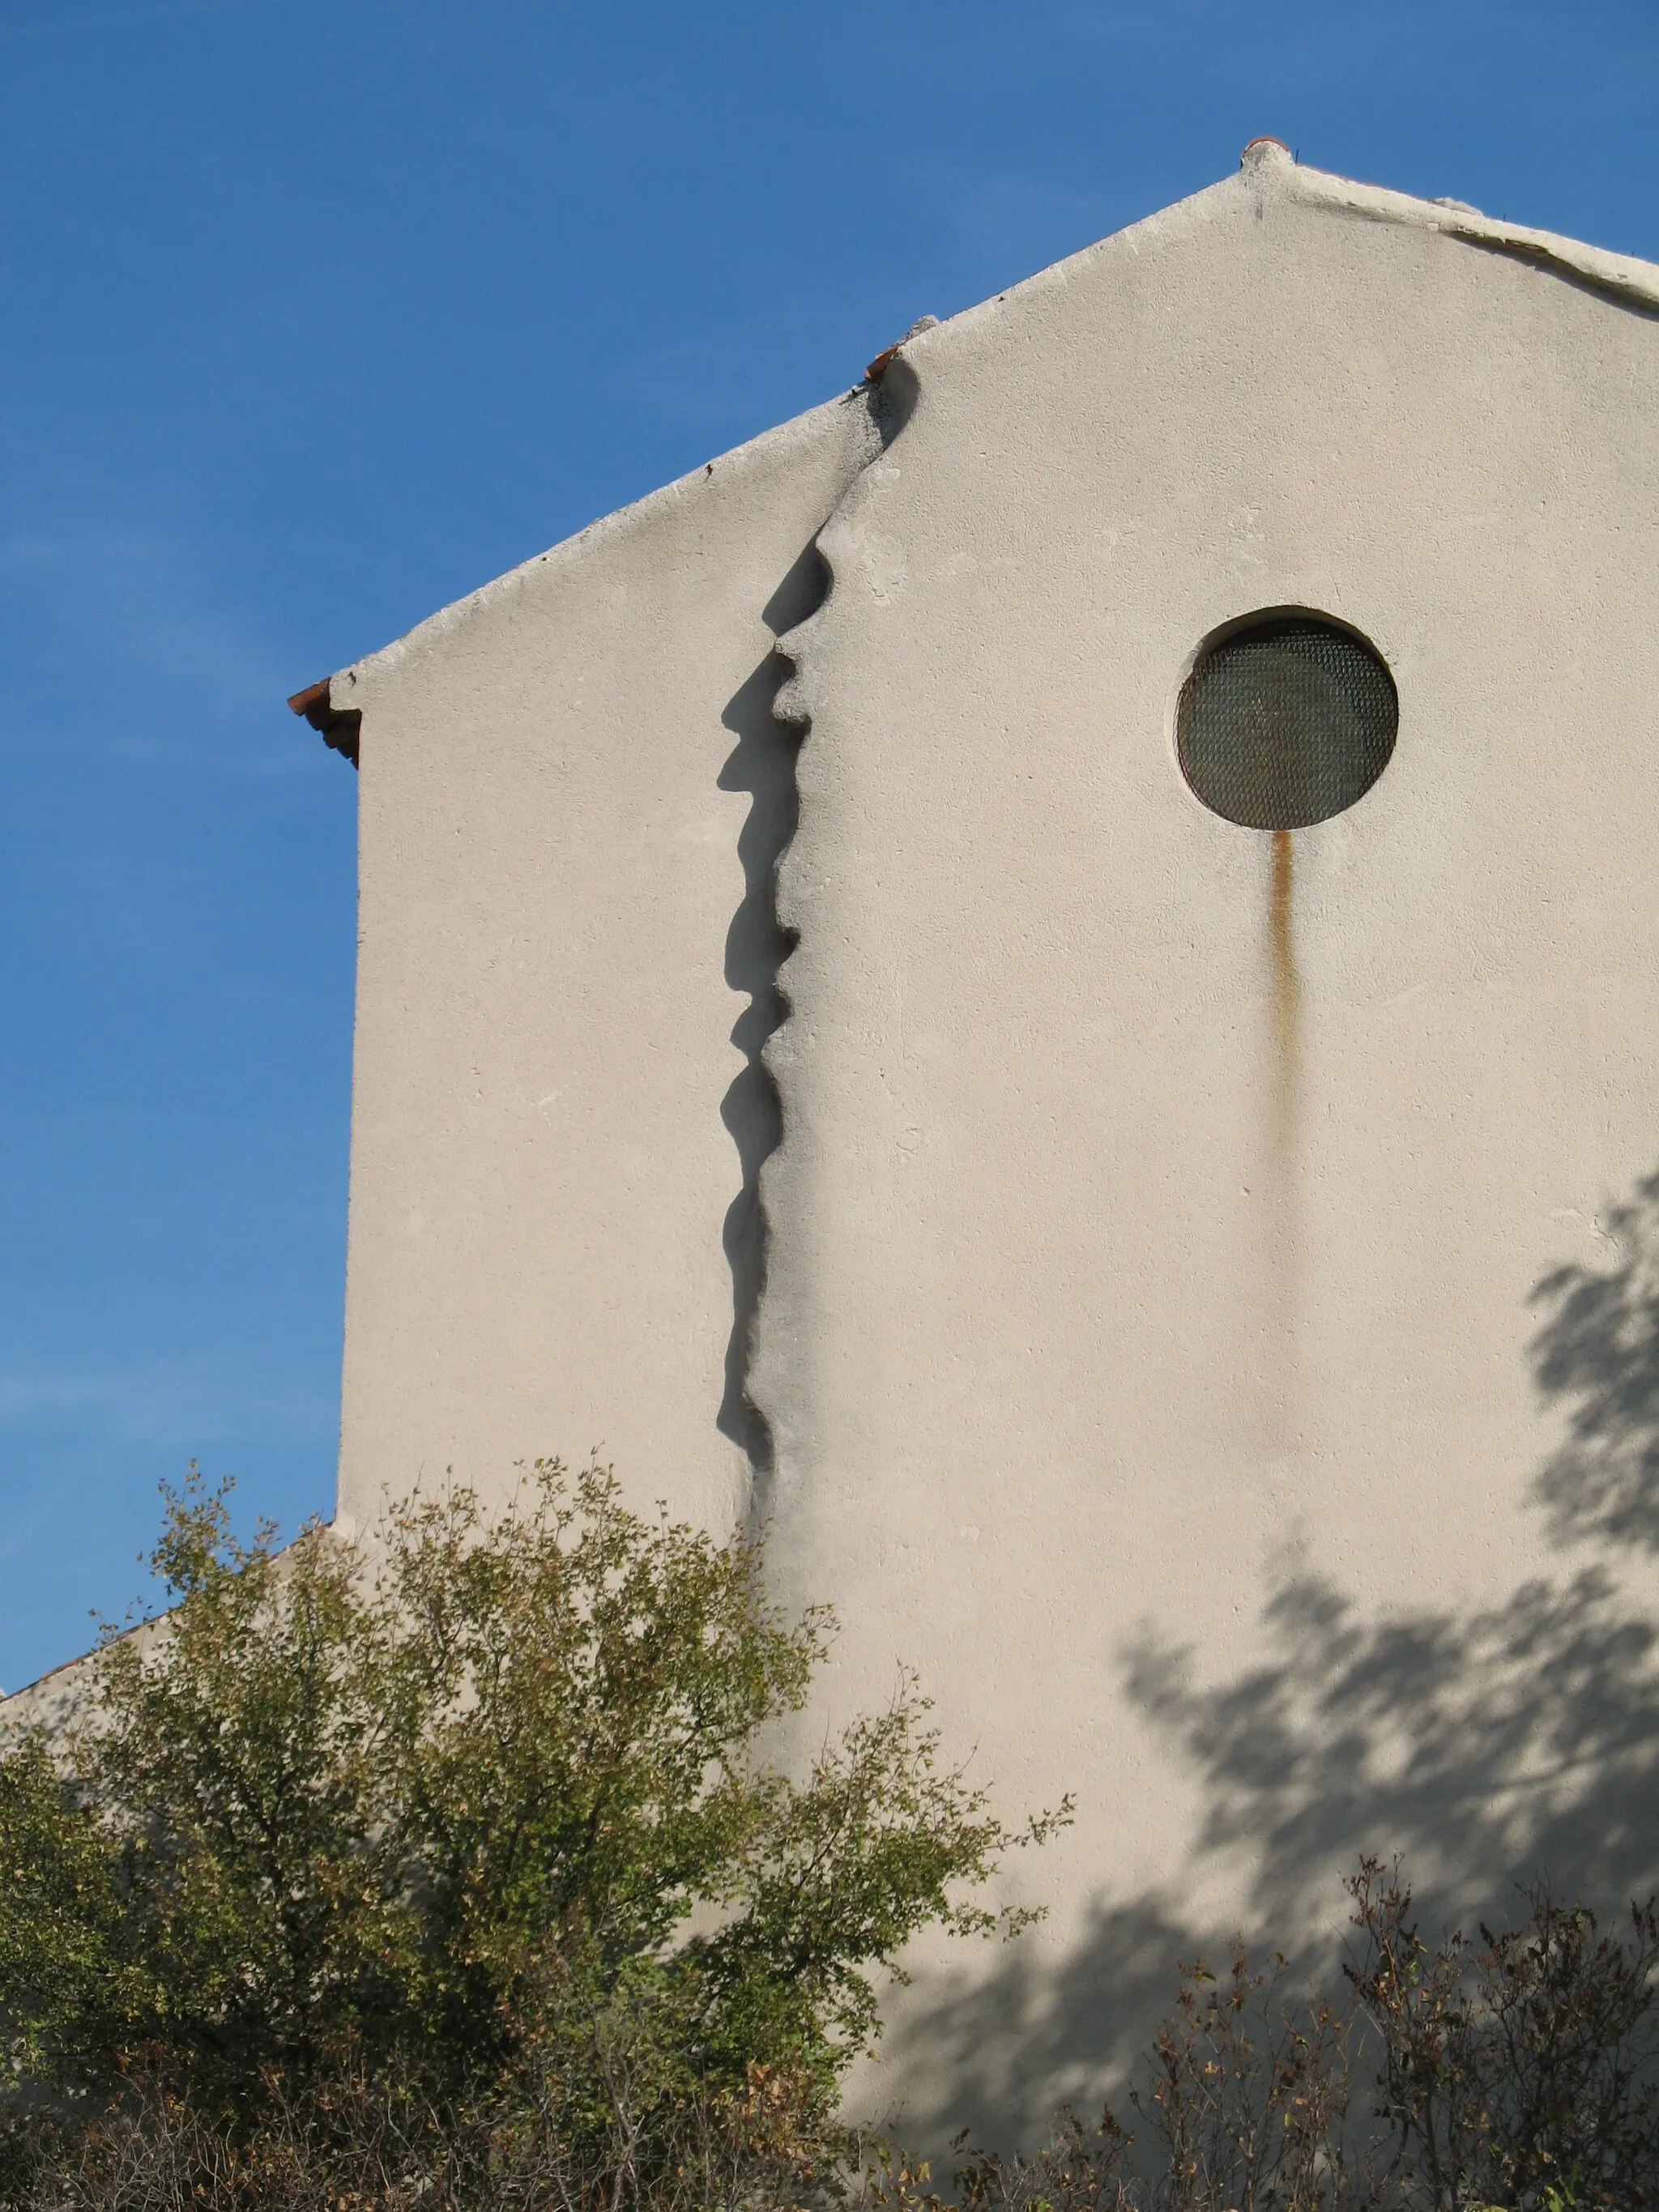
[1267,142,1659,314]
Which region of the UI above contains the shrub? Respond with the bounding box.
[1348,1856,1659,2210]
[867,1862,1659,2212]
[0,1463,1064,2210]
[8,1466,1657,2211]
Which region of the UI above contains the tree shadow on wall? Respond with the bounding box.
[883,1169,1659,2146]
[1532,1167,1659,1557]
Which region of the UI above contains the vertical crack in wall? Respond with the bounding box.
[715,539,832,1499]
[715,371,919,1526]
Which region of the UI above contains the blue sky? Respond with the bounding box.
[2,0,1656,1690]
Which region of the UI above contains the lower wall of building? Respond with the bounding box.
[758,159,1659,2137]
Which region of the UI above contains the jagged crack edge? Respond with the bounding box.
[738,370,919,1532]
[716,547,825,1498]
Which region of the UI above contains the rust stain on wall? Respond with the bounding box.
[1270,828,1300,1131]
[1265,827,1302,1446]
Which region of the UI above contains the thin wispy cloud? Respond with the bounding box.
[0,1358,335,1450]
[0,0,270,40]
[0,526,303,774]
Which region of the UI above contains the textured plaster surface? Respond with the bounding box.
[331,394,877,1535]
[760,144,1659,2126]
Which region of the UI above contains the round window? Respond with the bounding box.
[1176,612,1397,829]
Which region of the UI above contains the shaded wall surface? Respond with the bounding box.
[330,147,1659,2137]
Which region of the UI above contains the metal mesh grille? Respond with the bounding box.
[1177,616,1397,830]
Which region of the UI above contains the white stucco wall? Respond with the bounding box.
[331,394,877,1536]
[240,146,1659,2135]
[757,146,1659,2127]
